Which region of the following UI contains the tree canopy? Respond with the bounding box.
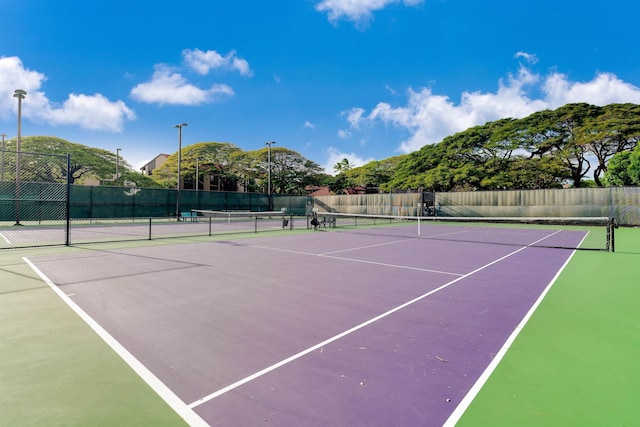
[5,102,639,194]
[372,103,640,192]
[151,142,324,194]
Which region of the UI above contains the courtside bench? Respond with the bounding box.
[180,211,198,221]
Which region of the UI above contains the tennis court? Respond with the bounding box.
[11,219,606,426]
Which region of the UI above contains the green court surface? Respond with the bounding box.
[457,227,640,426]
[0,243,189,427]
[1,230,638,426]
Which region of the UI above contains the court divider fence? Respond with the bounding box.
[1,180,313,249]
[68,185,312,219]
[0,150,71,249]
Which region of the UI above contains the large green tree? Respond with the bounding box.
[150,142,324,194]
[151,142,243,189]
[1,136,133,185]
[580,103,640,185]
[376,103,640,191]
[605,144,640,185]
[264,147,324,194]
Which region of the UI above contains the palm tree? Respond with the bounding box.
[333,158,354,174]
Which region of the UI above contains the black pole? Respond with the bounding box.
[65,153,71,246]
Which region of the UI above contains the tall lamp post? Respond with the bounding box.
[13,89,26,226]
[1,133,6,181]
[175,123,187,219]
[115,148,121,184]
[195,157,202,192]
[265,141,276,210]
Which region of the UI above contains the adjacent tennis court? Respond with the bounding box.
[16,221,597,426]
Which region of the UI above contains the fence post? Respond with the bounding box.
[65,153,71,246]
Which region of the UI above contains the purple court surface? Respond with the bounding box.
[26,230,577,426]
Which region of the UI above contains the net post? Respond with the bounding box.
[208,216,212,236]
[417,216,421,238]
[609,217,616,253]
[148,218,152,240]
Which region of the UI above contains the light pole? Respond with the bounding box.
[265,141,276,211]
[13,89,26,226]
[115,148,121,184]
[195,157,201,192]
[1,134,6,181]
[175,123,187,219]
[265,141,276,194]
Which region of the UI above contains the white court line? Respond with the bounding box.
[319,253,463,277]
[0,232,11,244]
[245,240,463,277]
[23,257,209,427]
[442,248,577,426]
[320,237,416,255]
[187,241,534,409]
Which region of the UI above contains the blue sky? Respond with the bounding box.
[2,0,640,174]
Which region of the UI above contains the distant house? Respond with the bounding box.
[140,154,169,176]
[306,185,333,196]
[305,185,377,196]
[345,186,367,195]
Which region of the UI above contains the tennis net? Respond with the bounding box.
[191,209,293,234]
[309,212,616,252]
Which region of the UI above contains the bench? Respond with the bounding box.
[180,211,198,222]
[319,216,336,228]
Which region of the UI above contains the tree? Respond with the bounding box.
[629,145,640,184]
[333,158,354,174]
[603,150,633,186]
[267,147,324,194]
[327,156,402,193]
[521,104,599,188]
[151,142,243,190]
[609,144,640,185]
[3,136,134,185]
[580,103,640,186]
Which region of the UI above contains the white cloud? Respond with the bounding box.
[385,85,398,95]
[543,72,640,107]
[182,48,252,76]
[345,62,640,154]
[130,64,234,105]
[514,51,539,64]
[45,94,136,131]
[304,121,316,129]
[324,146,375,174]
[342,107,366,129]
[337,129,351,138]
[0,56,135,131]
[316,0,423,26]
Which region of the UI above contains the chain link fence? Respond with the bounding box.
[4,147,636,250]
[0,150,70,248]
